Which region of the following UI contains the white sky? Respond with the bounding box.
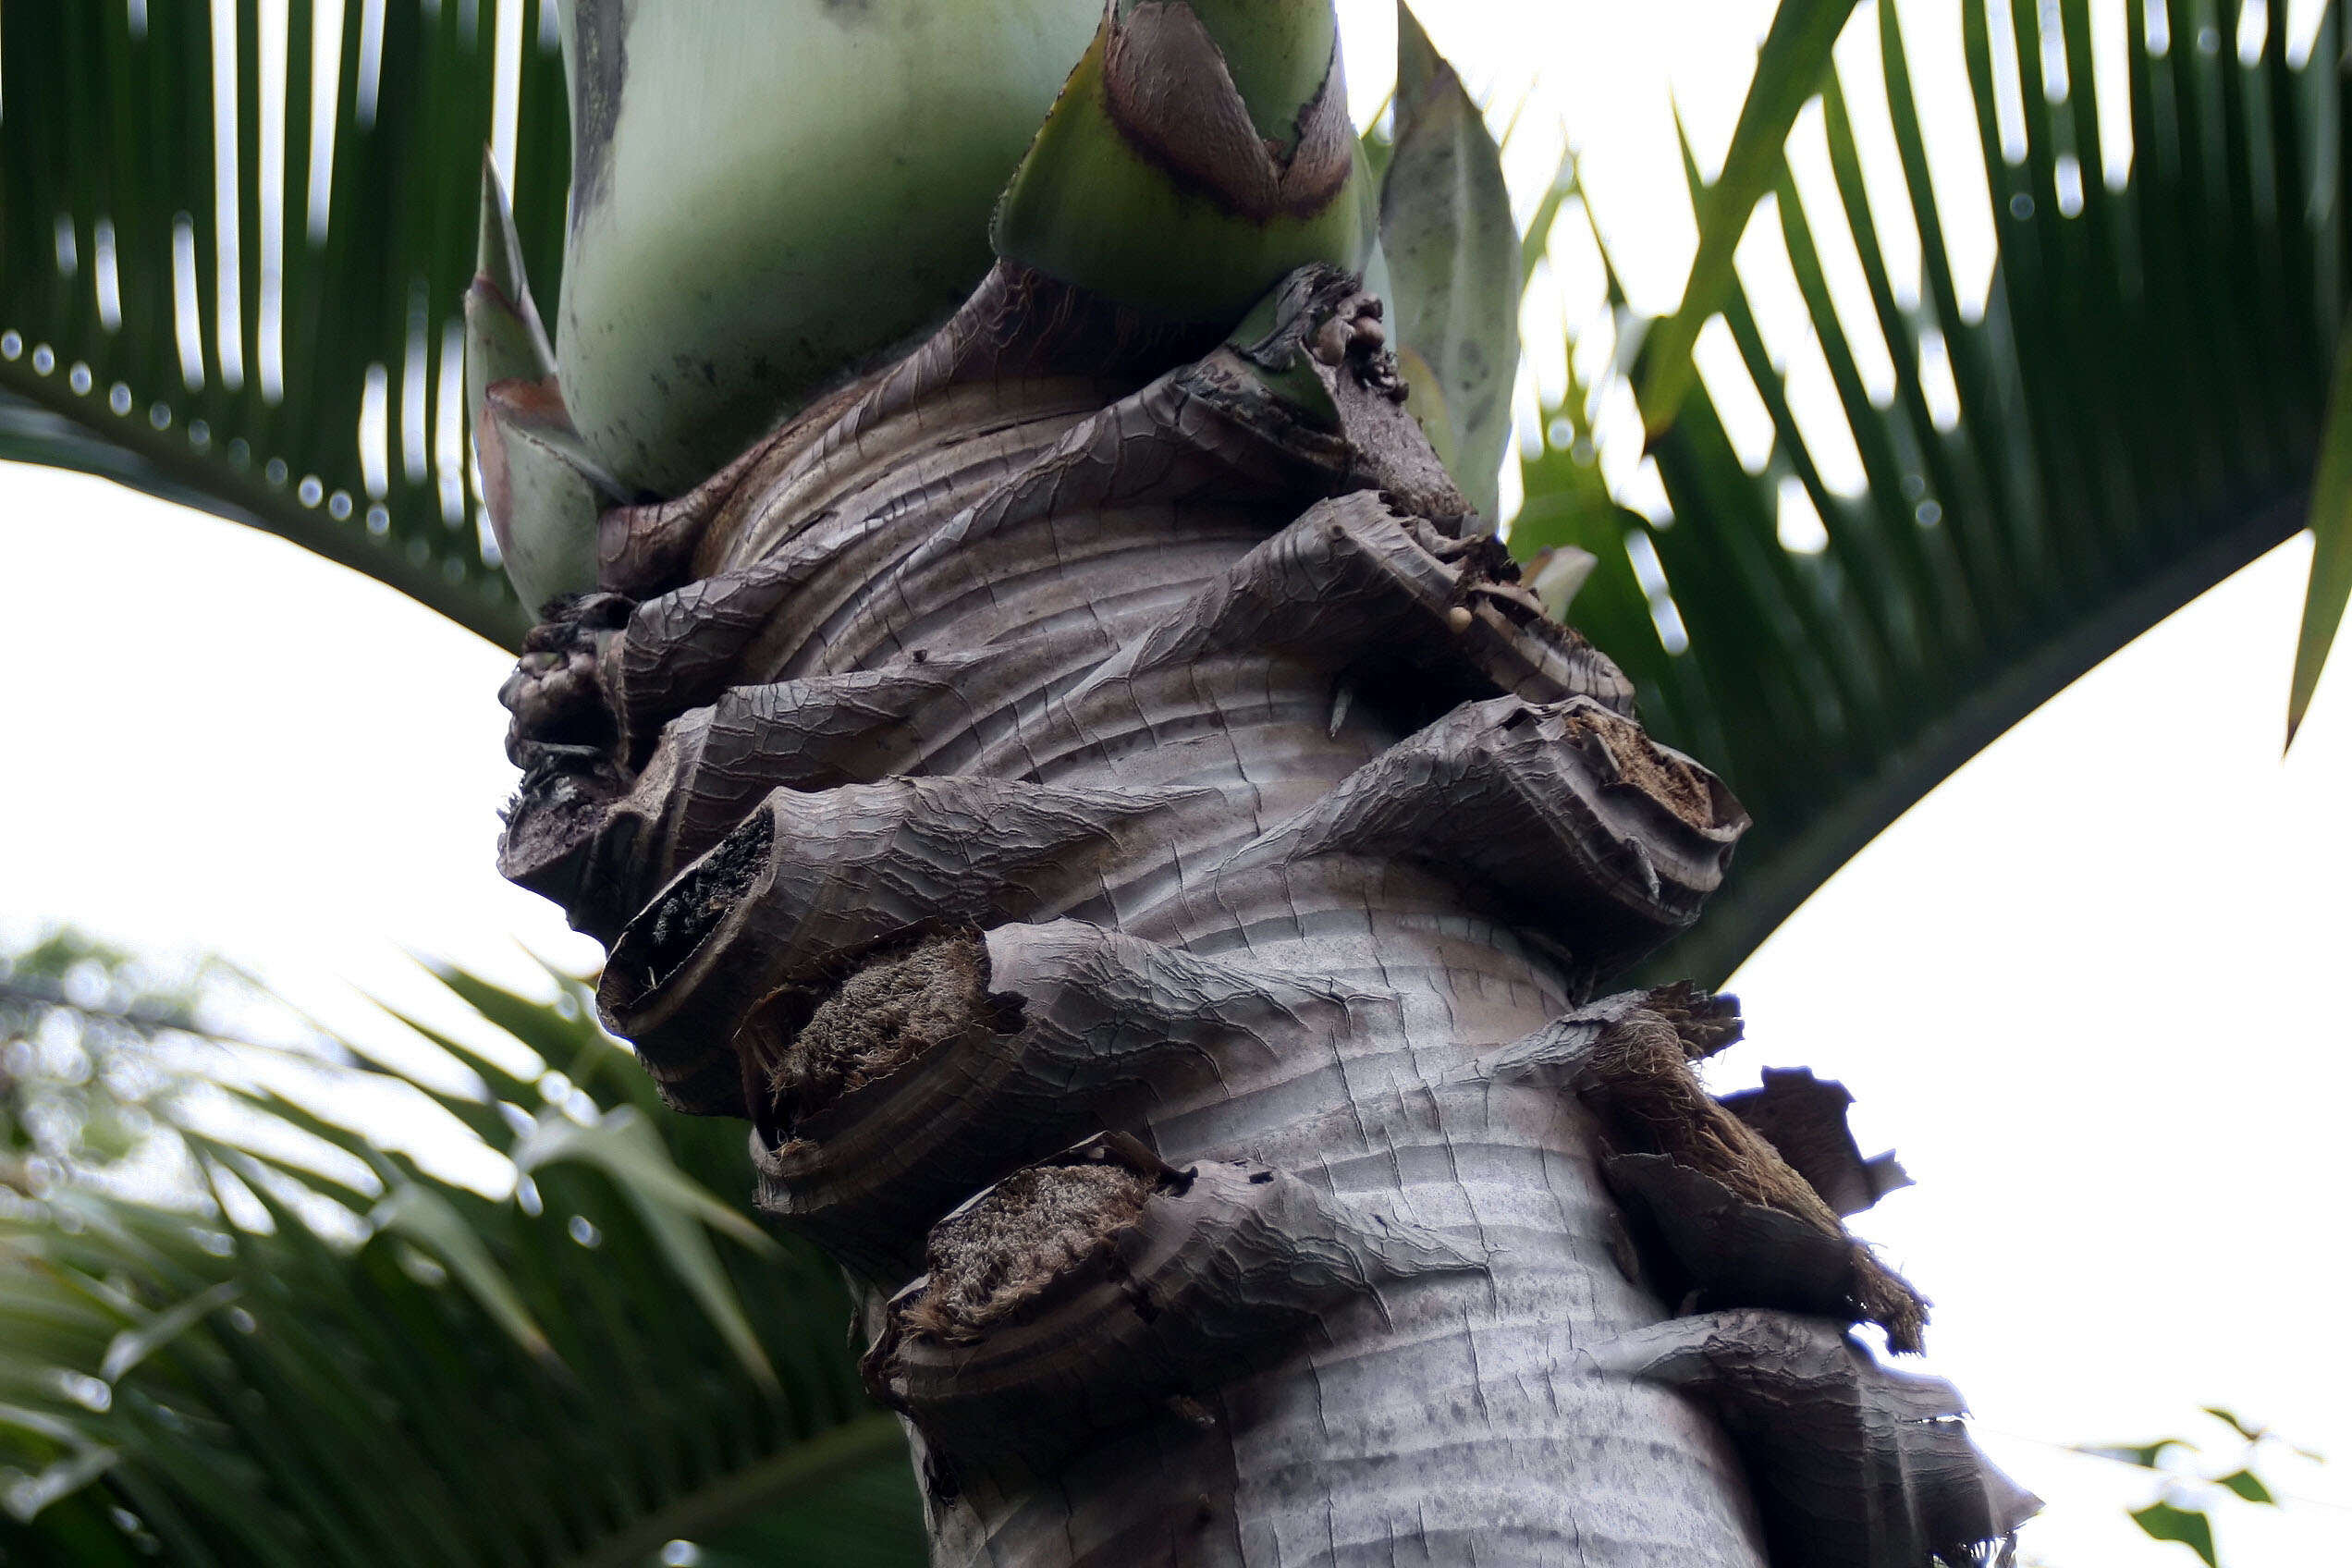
[4,1,2349,1562]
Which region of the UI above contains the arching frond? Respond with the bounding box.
[1519,0,2340,984]
[0,0,572,646]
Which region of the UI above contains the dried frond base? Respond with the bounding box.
[764,933,995,1133]
[867,1135,1482,1484]
[601,778,1192,1115]
[1484,990,1931,1352]
[749,918,1365,1284]
[1723,1067,1913,1219]
[907,1159,1163,1341]
[1594,1311,2040,1568]
[637,807,773,990]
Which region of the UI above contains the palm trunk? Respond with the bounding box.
[496,258,2030,1565]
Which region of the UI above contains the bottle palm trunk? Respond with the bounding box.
[496,254,2028,1565]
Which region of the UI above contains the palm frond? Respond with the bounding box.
[2291,327,2352,741]
[1634,0,1863,436]
[0,940,925,1566]
[1517,0,2339,984]
[0,0,571,648]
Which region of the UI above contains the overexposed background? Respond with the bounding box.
[5,1,2348,1562]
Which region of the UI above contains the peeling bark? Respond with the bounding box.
[499,258,2027,1564]
[1722,1069,1913,1219]
[867,1133,1481,1485]
[1591,1312,2040,1567]
[747,919,1366,1283]
[1476,992,1929,1354]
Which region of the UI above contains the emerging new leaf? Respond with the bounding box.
[465,152,556,397]
[474,384,617,615]
[468,155,611,612]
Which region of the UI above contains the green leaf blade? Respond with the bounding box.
[2212,1467,2276,1505]
[2290,322,2352,746]
[1380,2,1521,521]
[2130,1500,2219,1567]
[369,1182,557,1366]
[1634,0,1862,438]
[1519,0,2334,983]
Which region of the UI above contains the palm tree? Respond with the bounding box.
[471,4,2027,1560]
[4,1,2341,1562]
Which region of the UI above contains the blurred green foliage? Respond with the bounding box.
[0,933,925,1567]
[2069,1406,2325,1568]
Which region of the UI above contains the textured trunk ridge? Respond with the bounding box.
[499,263,2034,1565]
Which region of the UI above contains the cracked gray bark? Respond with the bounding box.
[499,262,2033,1565]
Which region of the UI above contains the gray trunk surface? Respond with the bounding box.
[497,264,2031,1567]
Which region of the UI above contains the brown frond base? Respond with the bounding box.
[1480,991,1931,1354]
[1594,1311,2040,1567]
[904,1155,1168,1342]
[1723,1068,1914,1219]
[762,933,998,1135]
[866,1134,1481,1485]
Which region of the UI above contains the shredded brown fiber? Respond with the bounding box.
[1564,707,1716,830]
[906,1162,1160,1341]
[766,934,994,1130]
[1584,1012,1929,1353]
